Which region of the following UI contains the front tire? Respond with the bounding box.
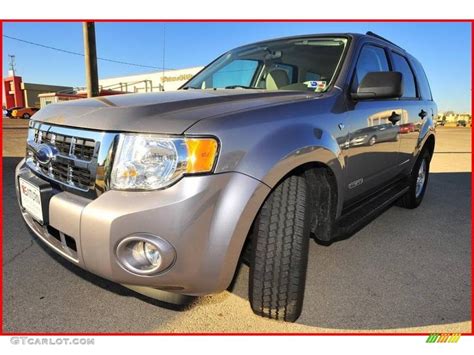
[248,174,311,322]
[397,149,431,209]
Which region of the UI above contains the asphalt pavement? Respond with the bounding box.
[2,128,471,333]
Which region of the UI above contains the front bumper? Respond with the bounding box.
[15,159,270,296]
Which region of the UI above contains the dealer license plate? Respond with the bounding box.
[19,178,44,223]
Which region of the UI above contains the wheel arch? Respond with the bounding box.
[423,133,436,160]
[259,147,345,219]
[239,159,340,265]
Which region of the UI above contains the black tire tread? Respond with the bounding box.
[249,174,310,322]
[397,149,430,209]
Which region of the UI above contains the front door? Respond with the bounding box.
[344,44,402,202]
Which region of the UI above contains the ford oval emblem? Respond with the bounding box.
[35,144,58,165]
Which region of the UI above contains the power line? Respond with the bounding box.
[3,34,174,70]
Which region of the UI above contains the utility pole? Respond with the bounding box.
[82,22,99,98]
[8,54,16,76]
[161,24,166,92]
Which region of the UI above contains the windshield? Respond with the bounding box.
[183,37,348,92]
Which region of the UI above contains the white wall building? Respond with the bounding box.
[98,66,203,93]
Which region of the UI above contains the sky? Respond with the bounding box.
[2,22,472,113]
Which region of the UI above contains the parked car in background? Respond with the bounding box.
[11,107,39,119]
[435,119,445,127]
[16,32,436,322]
[399,122,416,134]
[349,123,399,146]
[5,106,23,118]
[456,119,467,127]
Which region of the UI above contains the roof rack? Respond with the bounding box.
[365,31,402,49]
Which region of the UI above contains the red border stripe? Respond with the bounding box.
[0,19,472,336]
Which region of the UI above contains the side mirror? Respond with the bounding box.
[351,71,403,100]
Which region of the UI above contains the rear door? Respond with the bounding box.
[388,51,429,169]
[396,55,437,167]
[344,44,402,201]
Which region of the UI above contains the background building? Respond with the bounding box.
[98,66,203,93]
[38,89,125,107]
[3,76,72,109]
[3,66,203,110]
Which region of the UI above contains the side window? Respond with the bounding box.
[353,45,389,89]
[212,59,259,88]
[391,53,417,98]
[411,58,433,100]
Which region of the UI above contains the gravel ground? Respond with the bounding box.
[2,118,28,157]
[2,127,471,333]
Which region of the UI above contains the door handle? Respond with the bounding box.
[419,109,427,119]
[388,111,401,125]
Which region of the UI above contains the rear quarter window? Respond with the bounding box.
[410,58,433,100]
[391,52,417,99]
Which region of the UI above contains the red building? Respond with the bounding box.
[3,76,129,110]
[3,76,25,108]
[3,76,73,109]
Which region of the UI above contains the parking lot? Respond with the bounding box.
[2,127,471,333]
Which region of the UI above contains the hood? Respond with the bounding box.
[32,90,315,134]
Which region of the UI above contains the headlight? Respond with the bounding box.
[111,134,218,190]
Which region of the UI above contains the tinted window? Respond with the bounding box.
[391,53,417,98]
[411,58,432,100]
[184,37,348,92]
[354,45,389,89]
[212,59,259,88]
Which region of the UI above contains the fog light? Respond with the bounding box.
[130,241,161,269]
[143,242,160,266]
[116,234,175,275]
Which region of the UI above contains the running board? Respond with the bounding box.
[331,180,410,241]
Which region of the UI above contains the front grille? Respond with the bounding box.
[35,130,96,161]
[26,123,103,192]
[34,159,92,188]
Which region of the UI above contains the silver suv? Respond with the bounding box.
[15,32,436,322]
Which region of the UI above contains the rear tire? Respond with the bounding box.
[397,149,431,209]
[248,174,311,322]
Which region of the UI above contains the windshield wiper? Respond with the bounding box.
[182,86,200,90]
[224,85,255,89]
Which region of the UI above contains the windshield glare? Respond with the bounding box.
[183,37,347,92]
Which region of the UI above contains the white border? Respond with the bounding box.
[0,0,472,20]
[1,335,473,355]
